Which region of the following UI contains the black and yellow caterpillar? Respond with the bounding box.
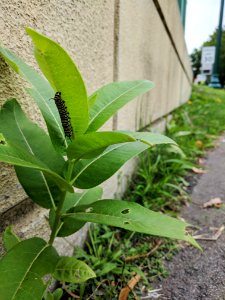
[54,92,73,139]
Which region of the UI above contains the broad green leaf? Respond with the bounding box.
[72,141,149,189]
[0,99,64,172]
[64,200,200,248]
[67,132,135,160]
[0,46,66,150]
[86,80,154,132]
[0,237,59,300]
[57,187,103,237]
[0,139,73,192]
[26,27,88,135]
[53,256,95,283]
[0,99,68,207]
[15,168,64,208]
[3,226,20,252]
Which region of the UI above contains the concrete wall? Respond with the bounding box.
[0,0,192,254]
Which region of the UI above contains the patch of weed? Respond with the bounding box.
[63,225,177,299]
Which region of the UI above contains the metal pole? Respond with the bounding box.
[209,0,224,88]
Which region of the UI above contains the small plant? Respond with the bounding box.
[0,28,198,300]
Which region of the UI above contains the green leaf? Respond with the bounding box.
[44,289,63,300]
[72,141,149,189]
[121,131,177,147]
[67,131,135,160]
[86,80,154,132]
[64,200,200,248]
[26,27,88,135]
[44,293,54,300]
[0,133,6,143]
[52,289,63,300]
[88,93,98,108]
[3,226,20,252]
[0,99,70,205]
[57,187,103,237]
[62,187,103,212]
[15,168,64,208]
[0,99,65,171]
[0,46,66,151]
[53,256,96,283]
[0,138,73,192]
[0,237,59,300]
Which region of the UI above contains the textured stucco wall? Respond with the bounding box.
[0,0,192,254]
[111,0,192,199]
[0,0,115,254]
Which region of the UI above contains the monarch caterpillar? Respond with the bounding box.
[54,92,73,139]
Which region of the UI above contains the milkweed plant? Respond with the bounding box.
[0,28,199,300]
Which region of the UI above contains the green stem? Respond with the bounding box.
[48,159,75,245]
[48,190,66,245]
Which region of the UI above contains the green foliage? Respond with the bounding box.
[0,28,198,299]
[0,238,59,300]
[69,225,178,299]
[44,289,63,300]
[128,86,225,213]
[0,45,65,151]
[53,257,96,283]
[26,27,89,136]
[64,200,198,247]
[0,98,66,207]
[68,85,225,299]
[87,81,154,132]
[67,132,135,160]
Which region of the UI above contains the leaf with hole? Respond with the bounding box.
[63,200,200,248]
[57,187,103,237]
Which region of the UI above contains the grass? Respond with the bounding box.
[62,86,225,299]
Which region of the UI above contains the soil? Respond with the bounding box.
[154,136,225,300]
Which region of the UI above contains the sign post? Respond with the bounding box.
[201,46,215,74]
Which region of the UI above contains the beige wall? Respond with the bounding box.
[0,0,192,254]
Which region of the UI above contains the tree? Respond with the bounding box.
[203,27,225,85]
[190,48,201,79]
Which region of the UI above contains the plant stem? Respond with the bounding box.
[48,159,75,245]
[48,190,66,245]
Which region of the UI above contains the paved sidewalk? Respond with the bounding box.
[156,136,225,300]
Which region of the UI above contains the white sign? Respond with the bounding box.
[201,46,216,73]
